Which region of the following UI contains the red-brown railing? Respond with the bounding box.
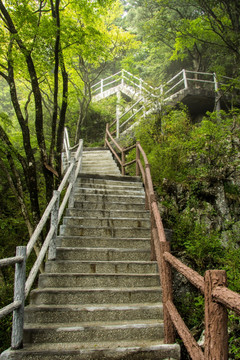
[105,126,240,360]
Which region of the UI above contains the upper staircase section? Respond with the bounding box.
[91,69,240,122]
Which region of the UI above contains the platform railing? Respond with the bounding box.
[93,69,239,138]
[0,130,83,350]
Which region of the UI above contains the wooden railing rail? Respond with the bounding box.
[0,129,83,350]
[105,130,240,359]
[105,124,137,175]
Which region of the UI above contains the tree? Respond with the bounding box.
[0,0,129,236]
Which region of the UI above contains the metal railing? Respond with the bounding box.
[92,68,239,102]
[104,127,240,360]
[0,129,83,350]
[92,69,240,138]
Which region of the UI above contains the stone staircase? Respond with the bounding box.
[2,148,180,360]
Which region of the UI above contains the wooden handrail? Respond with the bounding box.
[104,130,240,359]
[166,300,204,360]
[212,286,240,316]
[164,252,205,293]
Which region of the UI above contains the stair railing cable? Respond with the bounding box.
[0,128,83,350]
[104,128,240,360]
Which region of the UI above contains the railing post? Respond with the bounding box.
[11,246,26,350]
[48,190,60,260]
[68,159,77,208]
[159,241,175,344]
[140,79,142,96]
[213,73,221,112]
[136,142,140,176]
[121,69,124,86]
[150,197,157,261]
[160,85,163,96]
[121,150,125,176]
[104,123,109,148]
[183,69,188,89]
[204,270,228,359]
[145,164,151,210]
[101,79,103,96]
[116,91,121,138]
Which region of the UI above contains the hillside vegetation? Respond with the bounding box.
[125,107,240,359]
[1,0,240,357]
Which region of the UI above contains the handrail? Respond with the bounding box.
[0,247,26,349]
[0,128,83,350]
[104,130,240,360]
[93,69,240,138]
[92,69,222,138]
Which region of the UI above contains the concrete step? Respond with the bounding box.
[81,166,120,172]
[74,182,144,191]
[81,163,116,168]
[59,225,150,238]
[76,176,142,187]
[45,260,158,274]
[66,208,149,219]
[81,170,121,176]
[62,217,150,229]
[73,187,144,196]
[24,303,163,324]
[38,273,160,288]
[56,236,151,249]
[30,287,162,305]
[1,341,180,360]
[23,320,164,344]
[73,200,146,211]
[56,247,151,261]
[74,193,145,203]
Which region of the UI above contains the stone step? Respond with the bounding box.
[74,193,145,204]
[56,247,151,261]
[66,208,149,219]
[62,217,150,229]
[23,320,164,344]
[73,187,144,196]
[74,182,144,191]
[76,176,142,187]
[81,170,121,176]
[82,151,113,157]
[1,341,180,360]
[74,200,146,211]
[82,157,115,162]
[81,164,120,171]
[38,273,160,288]
[24,303,163,324]
[59,225,150,238]
[30,287,162,305]
[56,236,151,249]
[81,162,119,166]
[45,260,158,274]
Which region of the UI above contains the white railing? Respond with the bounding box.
[0,129,83,350]
[92,69,157,100]
[92,68,239,102]
[92,69,239,137]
